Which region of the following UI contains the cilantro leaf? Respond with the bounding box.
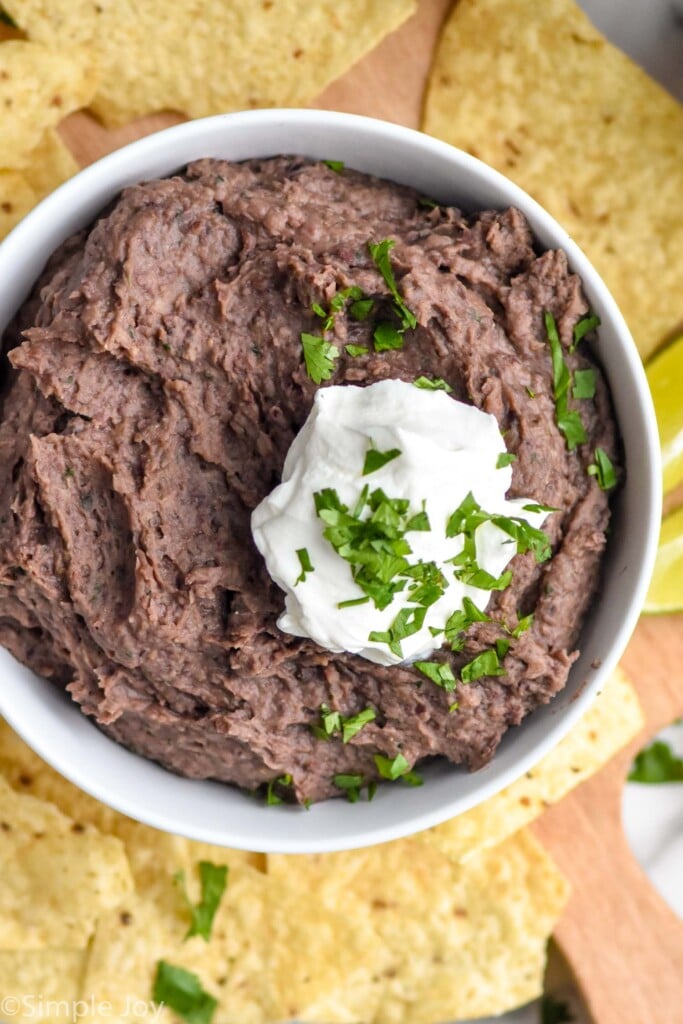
[374,752,421,784]
[152,962,217,1024]
[460,649,505,683]
[342,707,376,743]
[414,660,457,691]
[543,310,587,451]
[413,375,453,393]
[628,739,683,783]
[418,196,439,209]
[295,547,314,584]
[301,332,339,384]
[345,344,369,357]
[349,298,374,321]
[570,312,601,353]
[496,452,517,468]
[510,613,534,638]
[175,862,228,942]
[333,773,365,802]
[373,322,404,351]
[323,159,345,173]
[265,773,293,805]
[572,368,596,399]
[368,239,417,330]
[314,704,376,743]
[587,447,617,490]
[540,995,574,1024]
[363,446,402,476]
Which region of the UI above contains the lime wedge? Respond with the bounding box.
[644,505,683,614]
[646,334,683,495]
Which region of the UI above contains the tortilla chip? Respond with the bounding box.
[0,40,97,169]
[80,864,385,1024]
[417,666,642,863]
[0,950,85,1021]
[6,0,416,127]
[0,776,133,948]
[423,0,683,358]
[0,169,36,239]
[22,129,79,196]
[268,829,568,1022]
[0,718,263,904]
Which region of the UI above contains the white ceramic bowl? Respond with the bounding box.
[0,110,661,853]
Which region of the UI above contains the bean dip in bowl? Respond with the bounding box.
[0,110,660,852]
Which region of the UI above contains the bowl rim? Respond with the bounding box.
[0,108,662,852]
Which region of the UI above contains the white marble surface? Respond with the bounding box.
[457,0,683,1020]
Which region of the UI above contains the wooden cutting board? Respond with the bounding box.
[50,0,683,1019]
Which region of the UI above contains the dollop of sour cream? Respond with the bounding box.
[251,380,547,667]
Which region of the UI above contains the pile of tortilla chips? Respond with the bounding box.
[3,0,415,127]
[0,667,642,1022]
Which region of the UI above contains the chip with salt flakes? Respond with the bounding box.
[79,863,387,1024]
[5,0,416,127]
[0,950,85,1022]
[268,829,569,1023]
[423,0,683,359]
[0,718,263,905]
[0,776,133,948]
[0,131,79,240]
[416,666,642,863]
[0,40,97,169]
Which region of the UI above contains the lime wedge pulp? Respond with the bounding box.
[646,333,683,495]
[644,505,683,614]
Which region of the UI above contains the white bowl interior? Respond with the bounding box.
[0,111,661,852]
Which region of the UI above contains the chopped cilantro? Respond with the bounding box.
[543,310,587,451]
[314,484,434,613]
[495,637,510,659]
[349,298,374,321]
[338,595,370,608]
[301,332,339,384]
[496,452,517,468]
[628,739,683,783]
[342,707,377,743]
[448,700,460,713]
[587,447,616,490]
[323,159,345,173]
[333,773,365,802]
[374,752,422,785]
[570,312,601,353]
[369,605,428,659]
[413,375,453,393]
[313,704,376,743]
[522,502,558,513]
[152,962,217,1024]
[175,862,228,942]
[540,995,574,1024]
[312,286,364,333]
[510,613,534,638]
[295,547,314,584]
[363,446,402,476]
[446,490,551,565]
[373,322,404,351]
[414,660,457,692]
[265,773,293,806]
[345,344,369,357]
[460,649,505,683]
[418,196,439,209]
[368,239,417,330]
[572,368,596,399]
[526,386,536,398]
